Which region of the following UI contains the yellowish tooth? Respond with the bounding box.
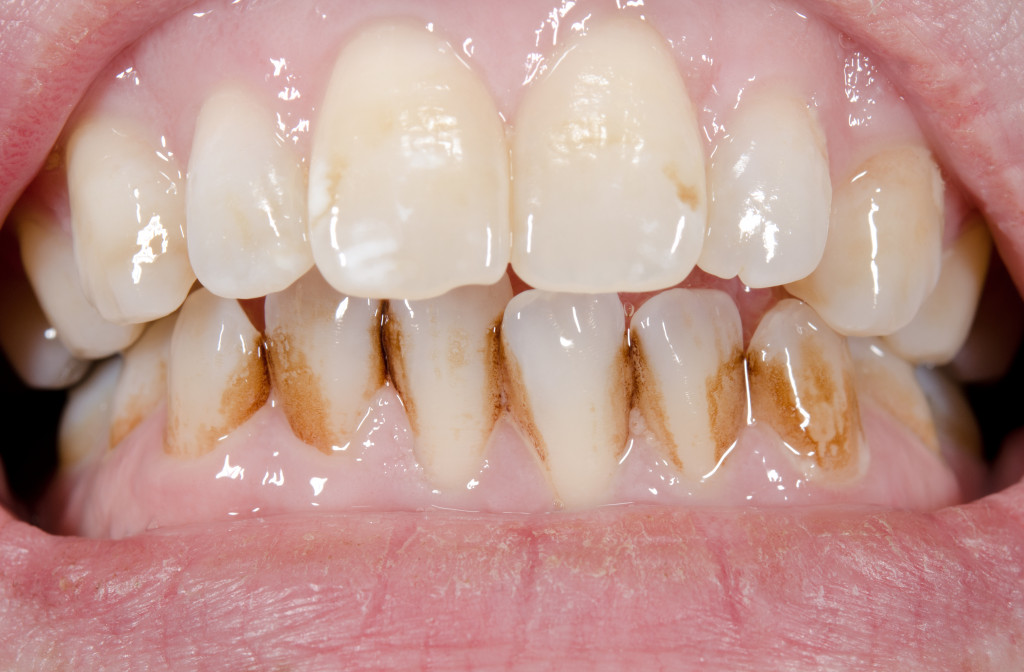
[511,16,707,292]
[264,271,385,455]
[110,314,177,447]
[384,276,511,490]
[58,357,122,469]
[165,289,269,457]
[308,21,509,300]
[66,117,196,324]
[914,366,982,458]
[630,289,746,477]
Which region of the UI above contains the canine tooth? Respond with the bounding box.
[308,21,509,300]
[264,271,385,454]
[914,366,982,458]
[786,145,944,336]
[110,314,176,446]
[15,208,144,359]
[384,276,511,490]
[500,291,630,508]
[630,289,745,478]
[166,289,269,457]
[511,17,706,292]
[884,215,992,364]
[748,299,864,480]
[186,87,313,299]
[58,357,122,469]
[700,91,831,287]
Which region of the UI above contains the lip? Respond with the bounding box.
[1,0,1023,664]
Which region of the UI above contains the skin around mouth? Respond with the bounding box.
[1,0,1024,668]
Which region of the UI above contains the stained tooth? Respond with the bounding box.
[264,271,385,454]
[110,314,177,446]
[884,215,992,364]
[308,21,509,300]
[66,117,196,323]
[15,207,144,359]
[847,338,939,453]
[700,91,831,288]
[500,291,630,508]
[511,17,706,292]
[630,289,746,478]
[384,277,511,489]
[58,357,122,469]
[186,87,313,299]
[166,289,269,457]
[747,299,865,480]
[786,145,944,336]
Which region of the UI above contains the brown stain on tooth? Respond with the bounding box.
[499,336,548,467]
[266,331,332,455]
[218,339,271,444]
[663,163,701,210]
[609,336,634,461]
[705,346,746,462]
[109,360,166,448]
[485,317,504,428]
[629,334,684,471]
[381,302,415,431]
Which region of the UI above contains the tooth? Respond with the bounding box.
[66,117,196,324]
[914,366,982,458]
[884,214,992,364]
[166,289,269,457]
[110,314,177,446]
[500,291,630,508]
[630,289,746,478]
[384,276,512,489]
[15,206,144,359]
[747,298,865,480]
[58,357,122,469]
[786,145,944,336]
[186,87,313,299]
[511,17,706,292]
[847,338,939,453]
[700,91,831,288]
[264,271,385,454]
[308,21,509,300]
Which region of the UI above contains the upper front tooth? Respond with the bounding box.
[186,86,313,299]
[700,90,831,288]
[511,17,707,292]
[384,277,511,490]
[66,117,196,324]
[500,291,631,508]
[308,21,509,300]
[786,145,944,336]
[630,289,746,478]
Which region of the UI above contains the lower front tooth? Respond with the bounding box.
[748,299,865,480]
[500,291,630,508]
[384,277,511,490]
[630,289,746,478]
[110,314,177,447]
[264,271,385,455]
[166,289,269,457]
[58,357,122,469]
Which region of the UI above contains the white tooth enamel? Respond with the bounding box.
[700,91,831,287]
[501,291,630,508]
[66,117,196,324]
[308,21,509,300]
[15,207,144,359]
[847,337,938,452]
[748,299,865,481]
[0,270,89,389]
[384,276,512,489]
[264,271,384,454]
[786,145,944,336]
[186,87,313,299]
[511,17,706,292]
[110,314,177,446]
[166,289,269,457]
[884,215,992,364]
[630,289,746,478]
[58,357,122,469]
[914,366,982,458]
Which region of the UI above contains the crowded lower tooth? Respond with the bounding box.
[58,357,122,469]
[700,91,831,288]
[914,366,983,458]
[186,86,313,299]
[15,207,144,359]
[786,145,944,336]
[110,314,177,447]
[630,289,746,478]
[308,21,509,300]
[501,291,630,508]
[747,299,865,480]
[384,277,511,490]
[165,289,269,457]
[884,214,992,364]
[66,117,196,324]
[511,17,706,292]
[264,271,385,455]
